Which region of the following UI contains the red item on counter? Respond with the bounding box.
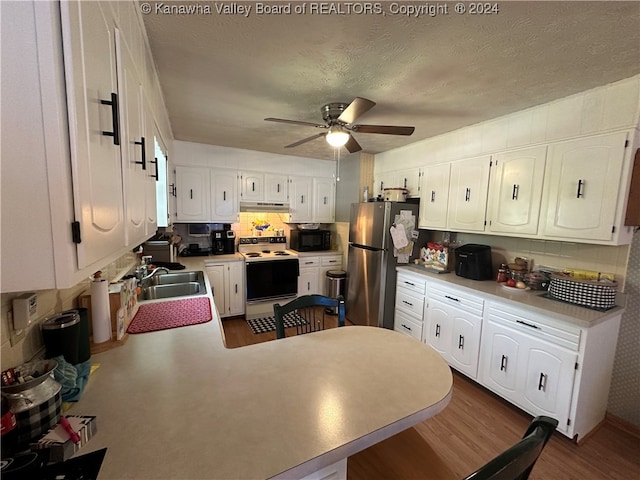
[59,416,81,444]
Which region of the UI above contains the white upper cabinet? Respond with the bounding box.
[395,167,423,197]
[289,176,314,222]
[211,169,239,222]
[487,146,547,235]
[313,178,335,223]
[175,166,210,222]
[240,171,264,202]
[446,155,492,232]
[540,132,628,241]
[118,36,147,245]
[61,1,126,269]
[419,163,451,229]
[373,171,396,198]
[264,173,288,202]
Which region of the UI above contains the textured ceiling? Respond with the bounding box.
[142,1,640,160]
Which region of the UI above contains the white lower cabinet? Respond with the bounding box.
[423,284,483,379]
[394,271,427,341]
[298,256,321,295]
[205,260,244,318]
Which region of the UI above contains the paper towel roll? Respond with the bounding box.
[90,279,111,343]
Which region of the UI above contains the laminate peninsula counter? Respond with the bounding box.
[68,272,453,479]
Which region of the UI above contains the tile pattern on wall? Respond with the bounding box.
[607,230,640,427]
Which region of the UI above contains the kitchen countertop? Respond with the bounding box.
[398,264,626,328]
[290,249,343,257]
[69,269,452,479]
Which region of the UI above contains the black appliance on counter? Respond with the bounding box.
[290,229,331,252]
[454,244,493,280]
[211,225,235,255]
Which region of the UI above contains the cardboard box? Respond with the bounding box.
[31,415,97,463]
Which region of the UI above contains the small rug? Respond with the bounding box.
[246,313,307,334]
[127,297,212,334]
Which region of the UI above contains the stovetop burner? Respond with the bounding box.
[245,252,261,258]
[238,236,298,262]
[274,251,289,256]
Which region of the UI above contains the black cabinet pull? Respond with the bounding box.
[404,177,407,188]
[445,295,460,302]
[252,181,255,192]
[516,319,540,330]
[190,189,193,199]
[431,190,435,202]
[538,372,547,391]
[100,92,120,145]
[404,281,415,287]
[458,335,464,349]
[512,184,519,200]
[465,187,471,202]
[380,181,384,191]
[235,284,238,294]
[402,300,413,307]
[277,183,280,193]
[435,324,441,337]
[500,355,507,371]
[223,191,227,201]
[301,195,304,204]
[576,179,585,198]
[134,136,146,170]
[401,324,412,332]
[169,184,176,197]
[149,157,158,181]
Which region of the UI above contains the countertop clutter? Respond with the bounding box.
[399,264,625,328]
[64,269,452,479]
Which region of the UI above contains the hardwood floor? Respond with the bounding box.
[221,318,640,479]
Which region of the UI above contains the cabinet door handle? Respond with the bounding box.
[134,136,146,170]
[402,300,413,307]
[431,190,435,202]
[538,372,547,391]
[252,181,255,192]
[465,187,471,202]
[223,191,227,201]
[277,183,281,193]
[301,195,304,204]
[516,319,540,330]
[235,284,238,294]
[307,281,311,290]
[500,355,508,371]
[304,261,314,265]
[435,324,441,337]
[190,189,193,199]
[445,295,460,302]
[512,184,519,200]
[328,260,337,263]
[169,183,177,197]
[380,181,384,191]
[149,157,158,181]
[458,335,464,349]
[401,323,412,332]
[404,281,415,287]
[576,179,585,198]
[404,177,408,188]
[100,92,120,145]
[324,196,327,205]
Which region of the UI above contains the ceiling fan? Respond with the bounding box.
[265,97,415,154]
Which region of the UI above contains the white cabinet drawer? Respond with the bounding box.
[321,254,342,267]
[394,310,423,341]
[298,256,320,267]
[396,272,427,295]
[486,302,581,351]
[429,284,484,317]
[395,289,425,318]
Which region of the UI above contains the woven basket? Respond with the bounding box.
[548,273,617,310]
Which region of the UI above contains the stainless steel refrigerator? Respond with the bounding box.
[346,201,420,329]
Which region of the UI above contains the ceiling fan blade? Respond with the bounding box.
[338,97,376,125]
[344,134,362,154]
[352,124,415,136]
[265,117,327,128]
[284,133,327,149]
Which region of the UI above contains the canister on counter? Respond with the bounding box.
[496,263,509,283]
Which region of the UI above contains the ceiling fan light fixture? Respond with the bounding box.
[325,125,350,147]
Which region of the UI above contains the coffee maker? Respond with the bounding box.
[211,224,236,254]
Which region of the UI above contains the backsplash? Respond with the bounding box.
[1,252,137,370]
[429,232,630,290]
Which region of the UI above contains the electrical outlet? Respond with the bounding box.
[8,310,26,346]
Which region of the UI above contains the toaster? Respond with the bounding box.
[454,244,493,280]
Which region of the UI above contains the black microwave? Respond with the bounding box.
[290,229,331,252]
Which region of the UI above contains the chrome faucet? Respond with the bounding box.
[139,266,170,285]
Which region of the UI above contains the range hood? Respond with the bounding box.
[239,201,290,213]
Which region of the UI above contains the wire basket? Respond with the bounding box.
[548,273,618,310]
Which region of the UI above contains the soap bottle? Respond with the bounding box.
[363,186,369,202]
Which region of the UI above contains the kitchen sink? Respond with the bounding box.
[139,271,207,300]
[145,271,205,286]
